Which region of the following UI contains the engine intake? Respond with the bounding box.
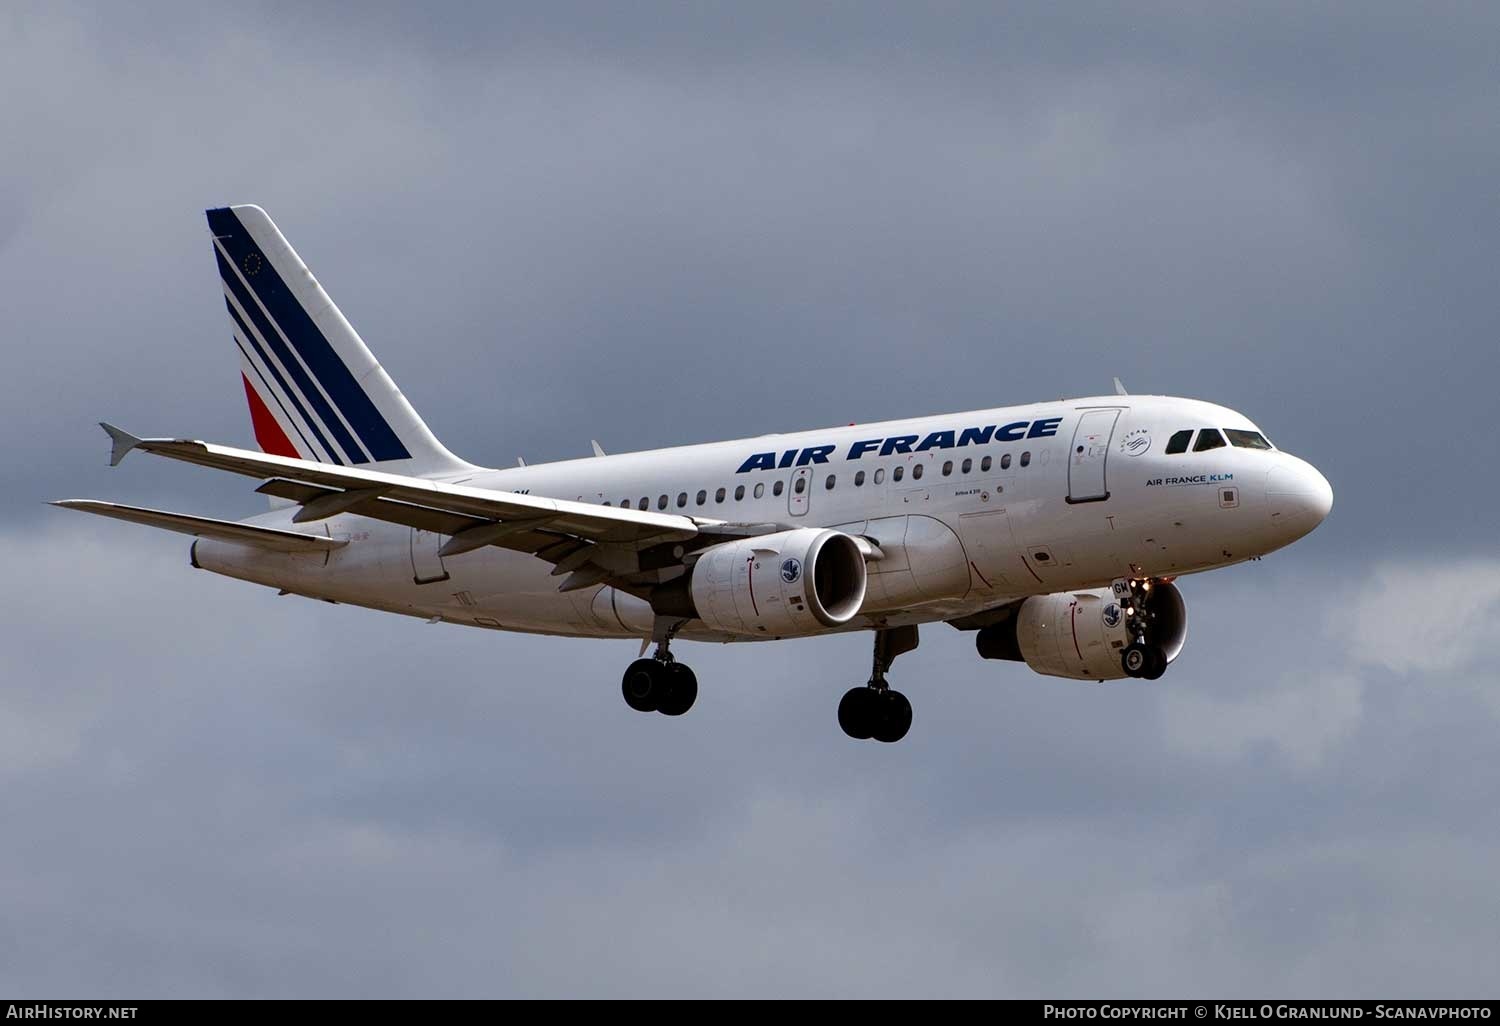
[977,581,1188,681]
[654,528,867,638]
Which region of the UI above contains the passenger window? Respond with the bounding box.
[1225,429,1273,450]
[754,482,764,498]
[1000,453,1011,470]
[715,487,726,503]
[942,460,953,476]
[981,455,992,472]
[619,499,629,508]
[961,458,972,474]
[734,485,745,501]
[826,474,836,490]
[638,498,648,510]
[1165,429,1193,455]
[1020,451,1031,467]
[696,489,706,506]
[1193,429,1227,452]
[658,495,668,510]
[773,480,784,497]
[913,463,924,480]
[874,468,885,484]
[677,492,687,508]
[855,470,865,486]
[893,466,904,482]
[794,477,806,494]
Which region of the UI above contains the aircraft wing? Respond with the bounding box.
[51,500,346,553]
[96,424,707,592]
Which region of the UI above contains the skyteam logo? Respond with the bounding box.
[1118,428,1151,456]
[1101,602,1123,629]
[781,558,802,584]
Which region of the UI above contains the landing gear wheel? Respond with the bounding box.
[657,662,698,717]
[839,687,875,740]
[1122,643,1167,680]
[622,658,665,712]
[871,690,913,744]
[1142,647,1168,681]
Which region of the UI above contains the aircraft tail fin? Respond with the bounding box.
[205,204,473,477]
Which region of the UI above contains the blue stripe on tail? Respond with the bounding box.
[207,207,411,462]
[216,247,361,463]
[224,297,337,464]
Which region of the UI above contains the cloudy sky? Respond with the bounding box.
[3,1,1497,997]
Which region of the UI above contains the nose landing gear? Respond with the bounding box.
[1115,577,1169,680]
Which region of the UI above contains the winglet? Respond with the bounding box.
[100,422,143,466]
[1113,377,1129,396]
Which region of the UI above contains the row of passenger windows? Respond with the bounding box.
[614,451,1035,510]
[1164,427,1274,455]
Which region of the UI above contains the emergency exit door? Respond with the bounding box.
[1067,409,1121,503]
[788,467,812,516]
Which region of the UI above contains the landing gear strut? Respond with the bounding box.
[621,618,698,716]
[839,625,918,743]
[1116,578,1168,680]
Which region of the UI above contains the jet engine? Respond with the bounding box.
[652,528,867,638]
[976,581,1188,681]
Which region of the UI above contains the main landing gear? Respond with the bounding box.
[839,625,919,744]
[621,619,697,717]
[1117,578,1168,680]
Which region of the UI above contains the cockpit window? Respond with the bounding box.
[1225,429,1273,450]
[1193,428,1227,452]
[1165,429,1193,455]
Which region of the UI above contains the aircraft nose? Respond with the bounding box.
[1266,459,1333,535]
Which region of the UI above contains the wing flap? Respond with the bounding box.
[254,479,569,554]
[51,500,346,553]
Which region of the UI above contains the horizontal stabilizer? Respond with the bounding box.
[51,500,346,553]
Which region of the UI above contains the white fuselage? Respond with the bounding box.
[193,394,1332,642]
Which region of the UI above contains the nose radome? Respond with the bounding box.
[1267,459,1333,531]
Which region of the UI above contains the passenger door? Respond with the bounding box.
[1067,409,1122,503]
[410,528,450,584]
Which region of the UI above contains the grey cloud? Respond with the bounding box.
[5,524,1499,996]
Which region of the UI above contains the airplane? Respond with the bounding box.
[54,205,1334,743]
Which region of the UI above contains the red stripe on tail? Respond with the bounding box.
[241,374,300,459]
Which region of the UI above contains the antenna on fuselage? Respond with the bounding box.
[591,440,607,457]
[1113,377,1129,396]
[517,456,527,467]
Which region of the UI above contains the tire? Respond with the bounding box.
[657,662,698,716]
[1142,647,1168,681]
[1121,643,1150,678]
[622,658,663,712]
[838,687,874,740]
[872,690,913,744]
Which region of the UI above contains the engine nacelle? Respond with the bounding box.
[656,528,867,638]
[977,582,1188,681]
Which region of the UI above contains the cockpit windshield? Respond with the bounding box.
[1225,429,1273,450]
[1164,427,1275,454]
